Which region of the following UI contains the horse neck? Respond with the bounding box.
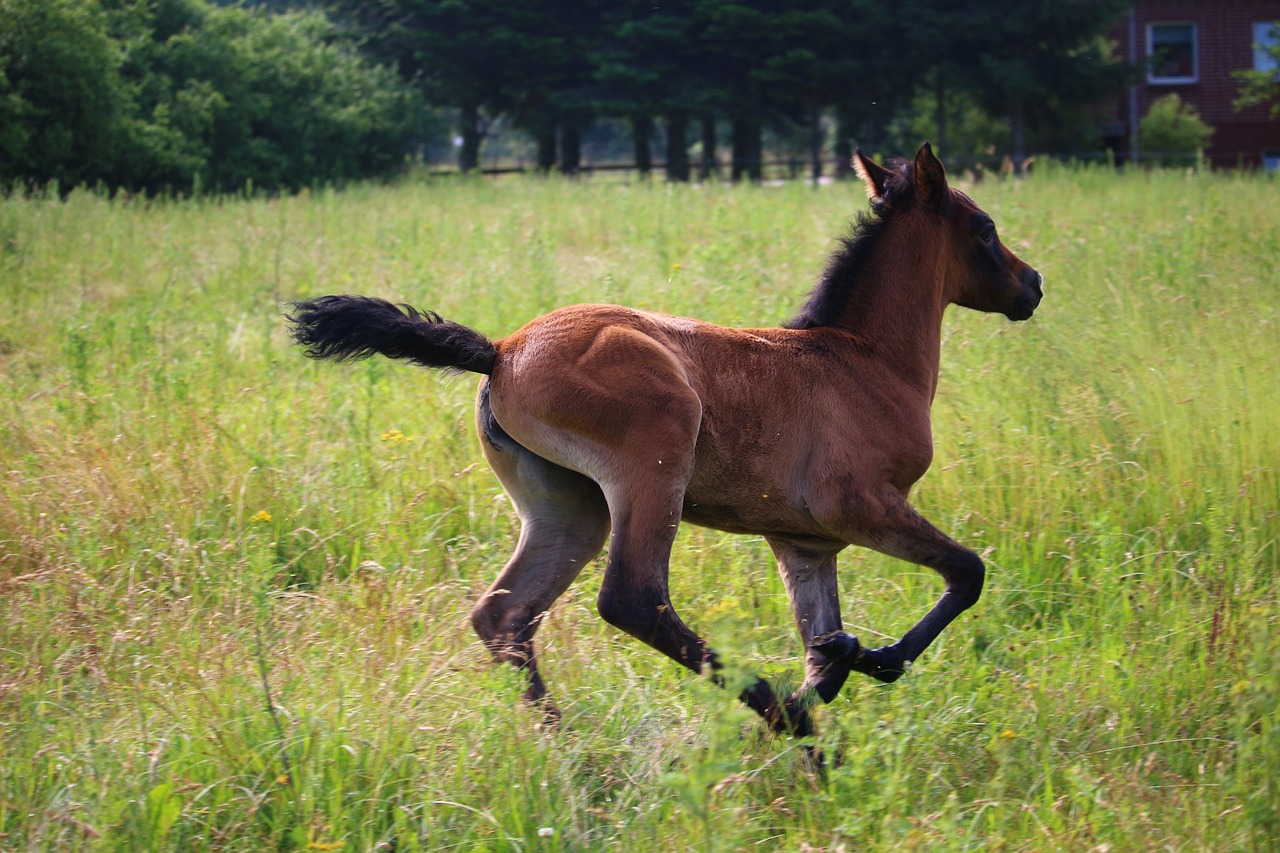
[836,223,949,399]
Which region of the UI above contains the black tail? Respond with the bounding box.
[286,295,497,375]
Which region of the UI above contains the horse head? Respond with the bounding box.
[855,143,1044,322]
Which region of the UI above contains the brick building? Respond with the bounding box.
[1107,1,1280,168]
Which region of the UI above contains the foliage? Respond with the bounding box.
[1139,93,1215,166]
[1233,23,1280,119]
[333,0,1131,177]
[116,0,425,193]
[0,0,424,193]
[0,0,129,188]
[1,168,1278,849]
[900,0,1130,164]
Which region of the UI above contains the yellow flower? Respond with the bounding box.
[671,263,683,270]
[380,429,413,444]
[998,728,1018,740]
[251,510,273,524]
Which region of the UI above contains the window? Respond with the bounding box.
[1264,150,1280,173]
[1148,23,1198,84]
[1255,22,1280,76]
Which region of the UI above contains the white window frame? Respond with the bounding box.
[1147,22,1198,84]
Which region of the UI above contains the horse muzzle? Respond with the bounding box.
[1004,268,1044,321]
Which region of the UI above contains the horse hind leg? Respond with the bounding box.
[767,538,853,719]
[584,410,800,734]
[596,481,805,735]
[470,384,610,714]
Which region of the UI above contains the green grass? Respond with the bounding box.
[1,167,1277,851]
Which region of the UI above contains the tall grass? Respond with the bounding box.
[1,168,1276,850]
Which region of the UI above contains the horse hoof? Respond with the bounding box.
[859,646,909,683]
[810,630,861,662]
[778,697,816,739]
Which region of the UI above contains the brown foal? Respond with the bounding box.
[288,144,1044,737]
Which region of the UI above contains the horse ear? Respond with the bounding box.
[853,149,893,202]
[913,142,950,211]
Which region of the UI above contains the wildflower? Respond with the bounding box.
[251,510,273,524]
[671,263,683,270]
[998,728,1018,740]
[380,429,414,444]
[537,827,555,838]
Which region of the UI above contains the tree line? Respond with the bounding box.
[335,0,1132,180]
[0,0,425,193]
[1,0,1133,193]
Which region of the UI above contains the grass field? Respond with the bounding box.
[1,166,1277,851]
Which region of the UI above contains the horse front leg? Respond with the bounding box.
[812,489,984,684]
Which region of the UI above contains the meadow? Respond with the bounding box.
[1,165,1277,851]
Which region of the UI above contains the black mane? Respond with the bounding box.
[784,159,915,330]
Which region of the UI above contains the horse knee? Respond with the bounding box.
[947,551,985,611]
[471,593,533,647]
[470,596,503,644]
[596,583,665,637]
[595,587,635,633]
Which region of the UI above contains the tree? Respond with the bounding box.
[330,0,608,174]
[756,0,903,181]
[595,0,704,180]
[109,0,421,192]
[1139,93,1214,166]
[693,0,908,183]
[0,0,129,188]
[899,0,1129,171]
[1,0,421,193]
[507,0,606,175]
[1234,24,1280,118]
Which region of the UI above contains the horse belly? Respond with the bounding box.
[680,462,823,537]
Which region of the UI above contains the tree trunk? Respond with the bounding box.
[536,128,556,173]
[665,111,690,182]
[833,110,854,179]
[731,118,762,182]
[809,106,823,185]
[699,113,718,181]
[934,68,948,158]
[1010,101,1027,175]
[632,115,653,178]
[559,125,581,175]
[458,100,482,173]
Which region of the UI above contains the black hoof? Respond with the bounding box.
[778,696,815,739]
[810,633,908,684]
[810,630,861,661]
[856,646,909,683]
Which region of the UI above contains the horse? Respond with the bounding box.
[286,144,1043,738]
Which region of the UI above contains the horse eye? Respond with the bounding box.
[978,225,996,245]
